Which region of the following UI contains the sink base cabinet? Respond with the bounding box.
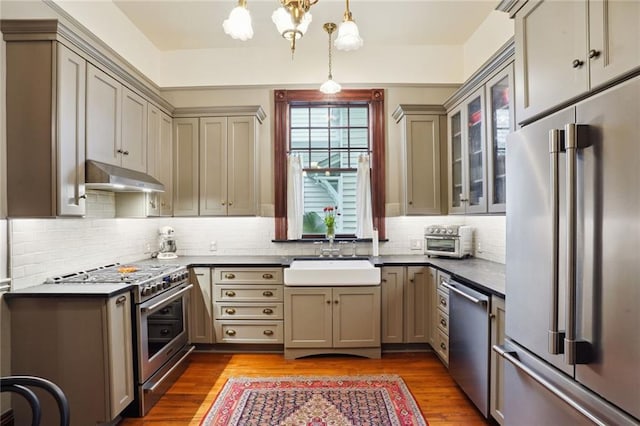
[284,286,381,360]
[8,293,134,426]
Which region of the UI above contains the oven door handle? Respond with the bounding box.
[145,345,195,394]
[141,284,194,313]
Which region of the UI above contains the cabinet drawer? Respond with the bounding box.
[437,272,450,291]
[213,268,283,284]
[214,285,283,302]
[435,328,449,366]
[214,302,283,320]
[214,320,283,343]
[436,309,449,335]
[437,289,449,313]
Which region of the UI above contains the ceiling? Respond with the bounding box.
[112,0,500,52]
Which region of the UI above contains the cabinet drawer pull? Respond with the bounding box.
[263,330,274,336]
[262,308,273,315]
[572,59,584,69]
[115,295,127,305]
[439,298,447,307]
[225,329,236,336]
[440,342,447,350]
[440,318,447,327]
[262,291,274,297]
[225,308,236,315]
[225,291,236,297]
[262,273,274,279]
[224,273,236,279]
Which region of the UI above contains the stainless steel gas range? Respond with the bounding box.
[50,262,194,416]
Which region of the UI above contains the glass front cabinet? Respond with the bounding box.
[447,60,514,214]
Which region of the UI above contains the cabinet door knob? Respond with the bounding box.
[225,308,236,315]
[221,201,226,206]
[123,150,129,155]
[381,278,387,282]
[572,59,584,69]
[225,290,236,297]
[228,201,233,206]
[117,149,124,154]
[440,318,447,327]
[440,342,447,350]
[263,330,274,336]
[588,49,600,59]
[326,300,331,304]
[408,201,413,205]
[440,298,447,307]
[334,300,339,304]
[79,194,87,200]
[262,308,273,315]
[225,273,236,279]
[262,291,273,297]
[225,329,236,336]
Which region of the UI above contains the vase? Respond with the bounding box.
[325,224,335,241]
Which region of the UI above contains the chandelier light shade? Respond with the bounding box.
[272,0,318,57]
[223,0,254,41]
[319,22,342,94]
[334,0,363,51]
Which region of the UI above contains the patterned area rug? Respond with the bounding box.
[200,375,427,426]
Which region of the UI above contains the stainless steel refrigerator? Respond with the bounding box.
[498,76,640,425]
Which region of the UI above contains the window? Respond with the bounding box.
[274,89,385,240]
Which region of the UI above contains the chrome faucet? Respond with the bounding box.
[317,240,341,257]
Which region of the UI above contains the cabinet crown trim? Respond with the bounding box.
[1,17,173,114]
[392,104,446,122]
[172,105,267,123]
[444,38,515,110]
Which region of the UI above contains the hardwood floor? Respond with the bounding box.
[119,351,489,425]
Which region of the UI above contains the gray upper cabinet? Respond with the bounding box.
[512,0,640,124]
[86,64,148,173]
[147,105,173,216]
[448,86,487,214]
[5,40,86,217]
[173,118,200,216]
[173,107,264,217]
[393,105,446,215]
[445,41,514,215]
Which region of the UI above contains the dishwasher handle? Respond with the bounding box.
[442,281,487,305]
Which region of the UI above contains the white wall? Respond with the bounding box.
[462,10,514,80]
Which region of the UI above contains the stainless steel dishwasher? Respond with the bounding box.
[442,278,490,417]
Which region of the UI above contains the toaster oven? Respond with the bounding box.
[424,225,473,258]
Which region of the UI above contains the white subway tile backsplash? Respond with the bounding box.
[8,212,505,290]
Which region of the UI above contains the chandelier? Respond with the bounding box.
[223,0,363,57]
[223,0,318,57]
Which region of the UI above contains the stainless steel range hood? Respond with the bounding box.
[85,160,165,192]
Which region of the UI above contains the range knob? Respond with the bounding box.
[141,286,153,296]
[154,283,163,292]
[163,281,171,289]
[447,229,454,234]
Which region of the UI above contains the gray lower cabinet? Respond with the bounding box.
[490,295,506,425]
[434,270,450,366]
[213,267,284,344]
[381,266,433,344]
[189,267,214,344]
[284,286,381,359]
[8,293,134,425]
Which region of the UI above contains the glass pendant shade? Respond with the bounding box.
[320,78,342,94]
[334,20,363,51]
[272,7,312,40]
[223,5,254,41]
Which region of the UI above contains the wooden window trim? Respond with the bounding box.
[274,89,385,241]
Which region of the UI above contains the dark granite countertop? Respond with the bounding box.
[7,255,505,298]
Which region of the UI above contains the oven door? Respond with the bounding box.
[137,282,193,383]
[425,236,460,257]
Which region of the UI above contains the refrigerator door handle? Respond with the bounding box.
[548,129,565,355]
[564,123,592,365]
[493,345,607,426]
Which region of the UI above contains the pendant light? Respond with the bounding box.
[223,0,254,41]
[334,0,363,51]
[319,22,341,94]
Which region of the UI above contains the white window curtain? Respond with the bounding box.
[287,154,304,240]
[355,154,374,239]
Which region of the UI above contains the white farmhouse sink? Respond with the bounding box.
[284,259,381,286]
